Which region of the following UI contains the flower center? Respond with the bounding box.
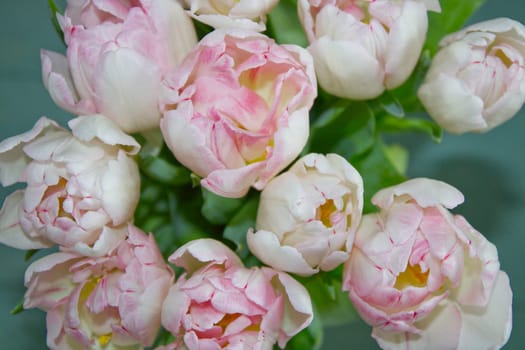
[317,199,337,227]
[394,263,429,290]
[98,333,112,346]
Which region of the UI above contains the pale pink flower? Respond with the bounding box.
[298,0,440,99]
[159,239,313,350]
[23,225,174,350]
[160,29,317,198]
[184,0,279,31]
[418,18,525,133]
[42,0,197,133]
[343,178,512,350]
[248,153,363,276]
[0,115,140,256]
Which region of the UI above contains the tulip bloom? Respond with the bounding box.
[161,29,317,198]
[42,0,197,133]
[0,115,140,256]
[418,18,525,134]
[160,239,313,350]
[248,153,363,276]
[343,178,512,350]
[184,0,279,31]
[23,225,174,349]
[298,0,440,100]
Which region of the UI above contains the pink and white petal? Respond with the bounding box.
[93,48,163,133]
[255,172,306,235]
[0,191,51,250]
[68,115,140,154]
[418,73,487,134]
[372,178,464,210]
[254,107,310,191]
[0,117,61,186]
[168,238,243,272]
[161,104,224,178]
[372,302,462,350]
[100,152,140,225]
[308,37,384,100]
[72,225,128,257]
[247,229,318,276]
[384,1,428,89]
[457,271,512,350]
[161,285,192,335]
[40,50,93,115]
[24,252,79,310]
[273,271,313,338]
[202,161,266,198]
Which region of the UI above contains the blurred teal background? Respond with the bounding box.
[0,1,523,349]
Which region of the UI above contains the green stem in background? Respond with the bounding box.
[48,0,65,46]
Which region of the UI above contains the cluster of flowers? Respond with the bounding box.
[0,0,523,349]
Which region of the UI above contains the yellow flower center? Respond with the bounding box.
[98,333,112,346]
[317,199,337,227]
[394,263,429,290]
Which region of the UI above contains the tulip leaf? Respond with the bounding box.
[307,100,375,159]
[377,114,442,143]
[297,271,359,328]
[48,0,65,46]
[139,154,192,186]
[201,189,245,225]
[10,301,24,315]
[267,0,308,46]
[425,0,486,54]
[24,249,39,262]
[350,140,406,214]
[223,197,259,260]
[371,91,405,118]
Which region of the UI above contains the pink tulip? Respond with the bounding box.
[159,239,313,349]
[23,225,174,349]
[298,0,440,99]
[342,178,512,350]
[418,18,525,133]
[184,0,279,31]
[248,153,363,276]
[160,29,317,198]
[0,115,140,256]
[42,0,197,133]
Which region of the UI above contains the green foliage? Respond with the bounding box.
[223,196,259,261]
[47,0,65,46]
[350,140,406,214]
[298,269,359,328]
[267,0,308,46]
[201,189,245,225]
[425,0,486,54]
[10,301,24,315]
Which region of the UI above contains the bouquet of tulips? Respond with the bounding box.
[0,0,522,349]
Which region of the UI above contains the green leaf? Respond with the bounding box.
[267,0,308,46]
[425,0,486,54]
[371,91,405,118]
[307,101,375,159]
[350,140,406,213]
[139,155,191,186]
[10,301,24,315]
[384,144,409,176]
[377,114,442,143]
[24,249,39,262]
[298,270,359,328]
[48,0,65,46]
[223,197,259,260]
[201,189,245,225]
